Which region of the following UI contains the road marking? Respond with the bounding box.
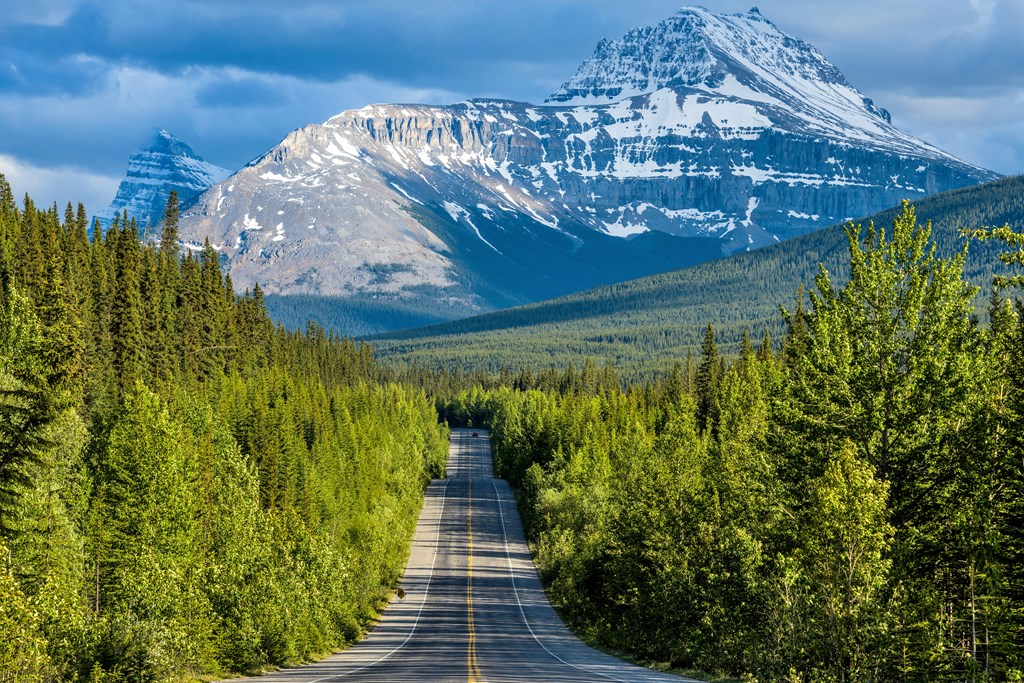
[490,475,653,683]
[302,475,451,682]
[466,434,483,682]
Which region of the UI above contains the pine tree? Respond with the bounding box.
[86,223,116,412]
[139,245,168,383]
[36,235,84,401]
[757,329,773,362]
[160,190,180,255]
[0,286,54,533]
[0,176,16,292]
[108,220,145,397]
[966,225,1024,675]
[695,323,720,433]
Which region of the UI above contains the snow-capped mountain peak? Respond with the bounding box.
[95,129,229,232]
[546,6,924,155]
[548,7,836,103]
[170,6,996,334]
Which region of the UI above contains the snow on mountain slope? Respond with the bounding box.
[177,6,997,330]
[181,118,458,299]
[96,129,229,233]
[548,7,954,158]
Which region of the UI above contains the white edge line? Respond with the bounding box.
[490,477,639,683]
[306,476,451,682]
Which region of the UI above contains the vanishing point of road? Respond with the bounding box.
[245,428,695,682]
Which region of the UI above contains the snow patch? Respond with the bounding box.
[443,201,501,253]
[242,214,262,231]
[260,171,295,182]
[390,182,424,205]
[742,196,759,227]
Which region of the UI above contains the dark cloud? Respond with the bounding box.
[195,75,291,108]
[0,0,618,100]
[0,0,1020,210]
[5,0,1021,103]
[0,51,109,97]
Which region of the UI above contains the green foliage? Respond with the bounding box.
[964,224,1024,289]
[0,286,55,534]
[0,540,55,682]
[375,175,1024,382]
[800,444,893,680]
[0,182,449,681]
[473,202,1024,682]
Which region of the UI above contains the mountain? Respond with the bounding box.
[178,7,996,334]
[371,175,1024,382]
[95,129,229,233]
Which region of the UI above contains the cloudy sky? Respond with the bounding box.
[1,0,1021,213]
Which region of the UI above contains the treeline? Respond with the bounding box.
[452,204,1024,682]
[373,175,1024,382]
[264,291,480,339]
[0,179,448,681]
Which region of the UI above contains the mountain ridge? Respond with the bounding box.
[174,7,996,333]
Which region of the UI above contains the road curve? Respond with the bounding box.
[245,428,695,682]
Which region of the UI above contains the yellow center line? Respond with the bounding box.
[466,434,483,682]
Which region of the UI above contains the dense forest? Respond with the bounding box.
[5,165,1024,683]
[374,175,1024,382]
[444,203,1024,682]
[0,179,449,681]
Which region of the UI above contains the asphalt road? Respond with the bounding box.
[247,428,695,683]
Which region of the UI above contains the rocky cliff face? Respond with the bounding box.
[178,7,997,331]
[96,129,229,233]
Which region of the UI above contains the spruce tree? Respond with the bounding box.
[160,190,180,258]
[108,220,145,398]
[695,323,719,433]
[0,286,54,534]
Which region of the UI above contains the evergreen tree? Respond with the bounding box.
[695,323,719,432]
[160,190,180,255]
[108,221,145,397]
[0,287,54,533]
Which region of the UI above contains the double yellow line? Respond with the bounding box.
[466,434,483,682]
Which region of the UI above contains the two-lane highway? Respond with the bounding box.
[244,429,694,682]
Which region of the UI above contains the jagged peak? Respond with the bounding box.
[546,5,845,105]
[141,128,203,160]
[94,129,229,230]
[745,6,765,19]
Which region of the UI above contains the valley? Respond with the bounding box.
[373,175,1024,380]
[4,3,1024,683]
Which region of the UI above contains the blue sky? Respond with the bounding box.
[1,0,1021,213]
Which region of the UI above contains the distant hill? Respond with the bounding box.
[372,175,1024,381]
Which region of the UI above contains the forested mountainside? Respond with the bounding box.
[438,203,1024,681]
[0,178,448,681]
[374,175,1024,382]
